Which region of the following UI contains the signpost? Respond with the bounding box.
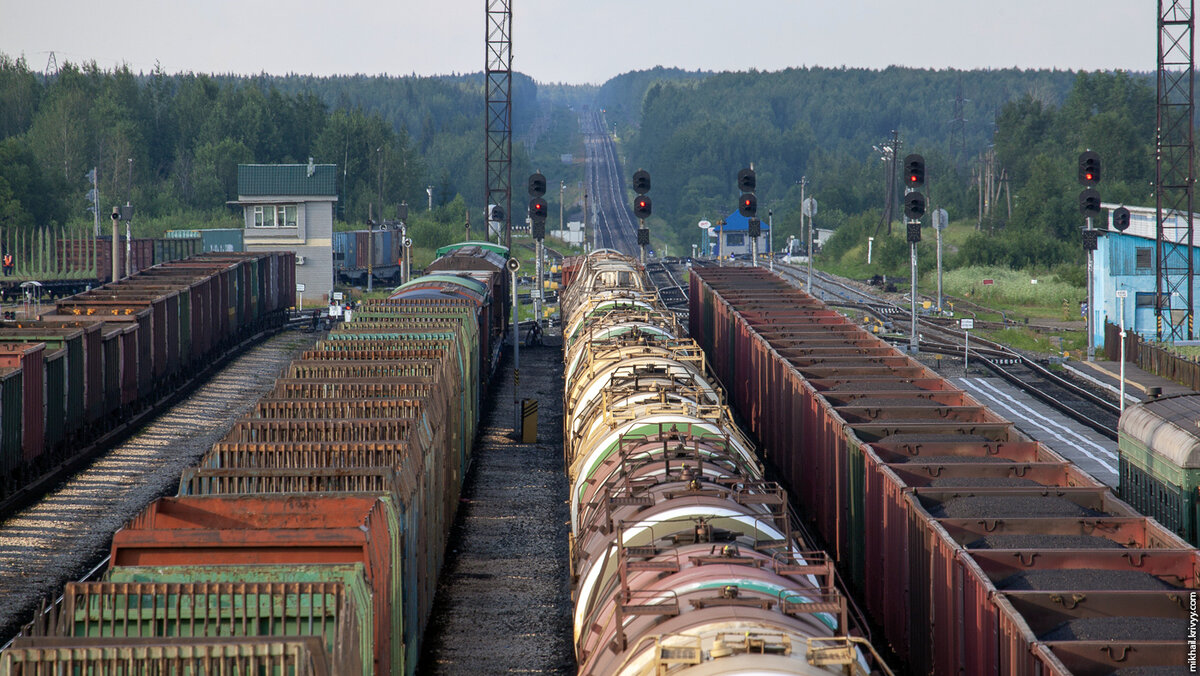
[803,196,818,293]
[932,208,948,312]
[296,282,306,311]
[1116,289,1128,412]
[960,318,974,369]
[698,220,711,257]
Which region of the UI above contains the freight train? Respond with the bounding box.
[0,245,502,675]
[1118,392,1200,546]
[0,251,294,511]
[333,229,405,285]
[560,250,887,676]
[690,266,1198,676]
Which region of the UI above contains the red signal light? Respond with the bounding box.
[1085,172,1094,181]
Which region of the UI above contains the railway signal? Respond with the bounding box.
[738,193,757,218]
[904,154,925,187]
[632,171,652,264]
[529,197,548,223]
[1078,151,1101,186]
[632,169,651,195]
[1078,188,1101,218]
[633,195,652,220]
[737,168,756,193]
[903,191,926,222]
[528,172,547,197]
[1113,206,1131,232]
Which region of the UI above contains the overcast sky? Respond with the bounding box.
[0,1,1156,84]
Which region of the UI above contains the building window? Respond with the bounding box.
[1135,247,1152,270]
[251,205,298,228]
[727,233,745,247]
[253,205,274,228]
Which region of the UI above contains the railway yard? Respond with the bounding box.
[0,115,1197,676]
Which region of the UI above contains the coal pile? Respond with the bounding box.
[881,433,993,443]
[1111,668,1192,676]
[926,496,1107,519]
[1039,617,1189,641]
[965,534,1124,550]
[842,397,942,407]
[996,569,1178,591]
[929,477,1042,488]
[893,455,1013,464]
[831,381,921,391]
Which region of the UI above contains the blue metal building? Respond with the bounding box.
[710,210,771,259]
[1092,203,1200,346]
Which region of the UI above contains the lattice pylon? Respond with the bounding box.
[1156,0,1195,341]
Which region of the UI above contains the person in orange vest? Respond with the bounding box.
[2,253,13,276]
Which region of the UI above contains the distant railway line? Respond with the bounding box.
[581,112,638,255]
[771,261,1120,440]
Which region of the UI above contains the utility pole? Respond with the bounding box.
[507,256,521,436]
[559,180,565,235]
[767,210,774,273]
[400,202,410,283]
[583,191,590,252]
[124,158,133,278]
[367,203,375,293]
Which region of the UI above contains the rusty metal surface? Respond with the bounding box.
[689,266,1200,676]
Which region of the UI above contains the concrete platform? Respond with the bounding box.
[953,376,1119,487]
[1064,359,1195,405]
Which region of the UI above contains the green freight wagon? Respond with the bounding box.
[1118,393,1200,544]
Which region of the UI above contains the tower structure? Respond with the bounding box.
[1156,0,1196,340]
[485,0,513,251]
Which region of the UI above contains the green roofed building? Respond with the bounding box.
[233,160,337,304]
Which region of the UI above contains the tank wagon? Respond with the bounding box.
[0,251,293,510]
[1118,392,1200,546]
[690,266,1198,676]
[1,255,497,674]
[561,251,886,676]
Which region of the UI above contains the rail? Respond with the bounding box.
[770,261,1119,439]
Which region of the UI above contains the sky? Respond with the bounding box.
[0,1,1157,84]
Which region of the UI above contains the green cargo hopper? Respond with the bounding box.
[104,564,374,675]
[42,580,364,674]
[1,636,330,676]
[1118,393,1200,544]
[172,469,430,676]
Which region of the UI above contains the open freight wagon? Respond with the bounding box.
[689,266,1198,676]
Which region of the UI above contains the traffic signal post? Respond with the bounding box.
[737,168,759,267]
[904,155,926,354]
[633,169,652,264]
[1078,151,1102,362]
[529,173,548,327]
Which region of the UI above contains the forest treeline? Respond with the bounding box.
[611,66,1155,274]
[0,52,1162,280]
[0,54,582,236]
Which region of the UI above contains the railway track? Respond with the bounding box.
[643,257,688,315]
[771,261,1120,440]
[0,329,318,645]
[581,112,638,255]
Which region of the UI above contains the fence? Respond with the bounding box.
[1104,321,1200,391]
